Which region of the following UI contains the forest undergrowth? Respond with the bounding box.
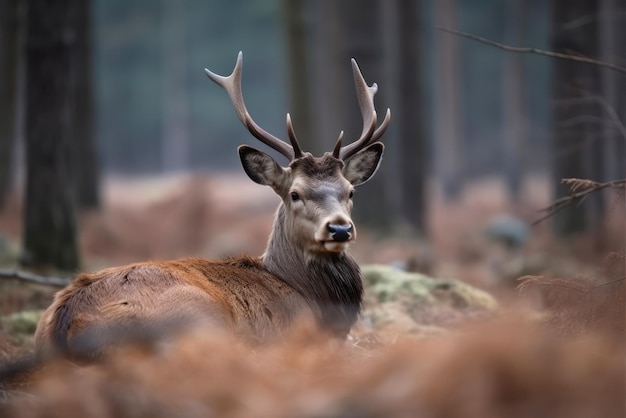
[0,173,623,417]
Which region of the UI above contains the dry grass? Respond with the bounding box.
[1,317,623,418]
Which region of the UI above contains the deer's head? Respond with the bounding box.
[205,52,390,255]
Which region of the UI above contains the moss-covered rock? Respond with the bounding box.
[361,265,498,335]
[1,310,42,335]
[0,234,19,266]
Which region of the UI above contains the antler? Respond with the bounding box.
[205,52,302,161]
[334,59,391,160]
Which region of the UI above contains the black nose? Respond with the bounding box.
[327,224,353,242]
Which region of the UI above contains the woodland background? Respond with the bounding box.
[0,0,624,271]
[0,1,624,416]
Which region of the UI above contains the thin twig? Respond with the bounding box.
[437,26,626,75]
[593,277,625,289]
[532,178,626,226]
[557,94,626,141]
[0,268,71,287]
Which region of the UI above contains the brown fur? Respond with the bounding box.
[34,257,316,355]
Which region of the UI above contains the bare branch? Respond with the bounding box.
[532,178,626,226]
[0,268,71,287]
[437,26,626,75]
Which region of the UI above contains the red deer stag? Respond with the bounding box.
[34,52,390,357]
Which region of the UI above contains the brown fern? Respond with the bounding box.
[517,254,625,337]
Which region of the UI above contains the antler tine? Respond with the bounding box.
[286,113,303,159]
[204,52,294,160]
[339,59,390,160]
[371,108,391,142]
[332,131,344,158]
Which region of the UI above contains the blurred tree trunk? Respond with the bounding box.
[0,0,20,209]
[309,0,418,232]
[599,0,626,183]
[72,0,100,209]
[389,0,426,234]
[22,0,80,270]
[161,0,190,172]
[283,0,316,154]
[550,0,601,236]
[434,0,463,200]
[339,0,394,230]
[503,0,528,203]
[310,0,344,151]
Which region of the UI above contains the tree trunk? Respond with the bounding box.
[283,0,317,154]
[503,0,528,202]
[339,0,392,230]
[392,0,426,234]
[310,0,345,151]
[73,0,100,209]
[22,0,80,270]
[161,0,190,172]
[599,0,626,183]
[550,0,601,236]
[0,0,20,209]
[434,0,463,200]
[307,0,420,232]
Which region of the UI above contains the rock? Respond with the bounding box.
[0,234,19,265]
[1,310,43,335]
[362,302,448,338]
[360,265,498,335]
[484,214,530,250]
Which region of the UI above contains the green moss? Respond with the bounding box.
[363,265,497,309]
[1,310,43,335]
[361,265,498,333]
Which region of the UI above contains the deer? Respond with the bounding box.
[34,52,391,358]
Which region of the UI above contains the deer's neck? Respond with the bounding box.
[262,205,363,337]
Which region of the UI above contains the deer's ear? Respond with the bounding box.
[343,142,384,186]
[238,145,287,190]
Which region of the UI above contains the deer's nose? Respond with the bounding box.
[327,224,353,242]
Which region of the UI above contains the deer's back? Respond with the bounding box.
[34,257,309,356]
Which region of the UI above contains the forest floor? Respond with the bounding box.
[0,173,623,417]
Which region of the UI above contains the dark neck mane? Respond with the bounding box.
[262,205,363,337]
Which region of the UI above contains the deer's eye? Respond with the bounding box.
[290,192,300,202]
[349,190,354,199]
